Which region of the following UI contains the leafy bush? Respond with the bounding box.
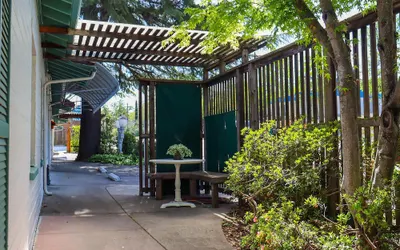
[226,119,400,249]
[243,185,400,250]
[88,154,138,165]
[243,200,356,250]
[122,131,137,156]
[100,114,117,154]
[70,125,80,153]
[225,119,338,211]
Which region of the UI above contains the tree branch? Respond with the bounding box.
[293,0,335,61]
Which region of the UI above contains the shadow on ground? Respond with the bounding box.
[34,157,233,250]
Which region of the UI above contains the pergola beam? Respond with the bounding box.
[59,113,82,119]
[206,39,268,70]
[41,42,215,61]
[39,26,204,46]
[44,53,205,67]
[138,78,203,85]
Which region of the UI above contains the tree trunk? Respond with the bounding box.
[76,101,101,161]
[295,0,361,197]
[319,0,361,196]
[372,0,399,189]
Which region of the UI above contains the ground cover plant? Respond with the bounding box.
[88,154,138,166]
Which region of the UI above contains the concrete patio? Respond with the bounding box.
[33,158,233,250]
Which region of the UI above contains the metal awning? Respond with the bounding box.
[65,63,119,113]
[39,0,120,116]
[40,20,270,69]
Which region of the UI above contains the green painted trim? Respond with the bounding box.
[70,0,82,28]
[2,0,11,248]
[30,166,39,181]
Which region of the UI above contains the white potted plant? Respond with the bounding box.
[166,144,192,160]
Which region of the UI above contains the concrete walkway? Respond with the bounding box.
[34,158,233,250]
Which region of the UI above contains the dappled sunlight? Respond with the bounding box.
[74,208,92,216]
[79,165,101,173]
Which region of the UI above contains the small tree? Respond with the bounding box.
[70,125,80,153]
[122,131,137,156]
[100,106,117,154]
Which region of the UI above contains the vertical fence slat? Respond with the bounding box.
[275,61,280,126]
[289,55,295,124]
[245,73,249,126]
[144,83,149,191]
[228,79,231,112]
[225,80,229,113]
[284,57,290,126]
[209,85,212,115]
[271,63,276,120]
[216,83,219,115]
[236,69,244,148]
[318,52,324,124]
[225,80,228,113]
[361,26,371,181]
[222,81,225,113]
[231,78,235,112]
[219,81,222,114]
[262,67,267,121]
[204,86,209,117]
[138,83,143,195]
[266,64,272,120]
[300,51,306,118]
[149,82,156,197]
[279,60,285,127]
[352,29,363,185]
[305,49,311,123]
[294,54,300,120]
[258,67,264,122]
[249,63,259,129]
[370,23,379,143]
[312,49,318,124]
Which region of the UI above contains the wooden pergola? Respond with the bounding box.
[40,20,269,70]
[40,19,270,196]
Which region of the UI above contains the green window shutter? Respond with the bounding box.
[0,0,10,249]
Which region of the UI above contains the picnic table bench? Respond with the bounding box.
[150,171,228,208]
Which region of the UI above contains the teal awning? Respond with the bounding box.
[65,63,119,113]
[38,0,118,116]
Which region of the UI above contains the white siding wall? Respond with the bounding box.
[8,0,45,249]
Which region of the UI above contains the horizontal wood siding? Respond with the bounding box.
[0,0,10,249]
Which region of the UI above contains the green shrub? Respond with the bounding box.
[70,125,80,153]
[100,115,117,154]
[225,119,338,210]
[122,132,137,155]
[243,200,357,250]
[88,154,138,165]
[227,119,400,249]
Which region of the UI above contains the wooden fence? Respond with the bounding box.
[138,5,400,223]
[202,8,400,221]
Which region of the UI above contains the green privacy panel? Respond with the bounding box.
[205,111,238,173]
[156,84,202,173]
[0,1,10,249]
